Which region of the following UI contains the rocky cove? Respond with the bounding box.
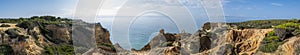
[1,16,300,55]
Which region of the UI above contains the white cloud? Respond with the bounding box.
[270,3,283,7]
[98,9,118,16]
[222,0,231,5]
[56,0,224,17]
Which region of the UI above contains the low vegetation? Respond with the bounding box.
[14,16,72,44]
[259,20,300,53]
[0,16,71,24]
[162,41,173,47]
[0,24,10,27]
[0,19,22,23]
[98,43,115,50]
[43,44,75,55]
[275,22,300,30]
[228,20,290,29]
[1,16,75,55]
[259,31,284,53]
[0,45,14,55]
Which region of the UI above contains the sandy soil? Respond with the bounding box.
[0,23,18,30]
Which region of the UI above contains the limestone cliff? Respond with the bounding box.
[227,29,273,54]
[0,20,112,55]
[135,28,293,55]
[0,25,45,55]
[199,29,273,55]
[2,18,300,55]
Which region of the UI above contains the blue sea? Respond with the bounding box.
[97,16,295,50]
[98,16,181,50]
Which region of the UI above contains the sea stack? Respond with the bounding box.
[159,29,165,34]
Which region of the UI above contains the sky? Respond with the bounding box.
[0,0,299,18]
[223,0,300,18]
[0,0,77,18]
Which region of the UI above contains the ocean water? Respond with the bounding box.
[129,16,179,50]
[98,16,180,50]
[97,16,294,50]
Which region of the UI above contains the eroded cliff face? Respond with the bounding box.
[199,29,273,55]
[191,28,300,55]
[72,22,116,55]
[0,25,45,55]
[2,20,300,55]
[135,29,190,55]
[0,22,112,55]
[228,29,273,54]
[132,28,295,55]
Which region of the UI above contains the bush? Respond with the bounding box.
[274,22,300,40]
[0,24,10,27]
[43,44,74,55]
[230,20,290,29]
[98,43,115,50]
[5,28,23,38]
[16,21,36,29]
[274,28,294,40]
[0,45,14,55]
[259,42,284,52]
[0,19,20,23]
[259,31,284,53]
[161,42,173,47]
[275,22,300,30]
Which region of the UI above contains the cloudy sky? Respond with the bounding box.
[0,0,299,18]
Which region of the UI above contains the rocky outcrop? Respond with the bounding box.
[3,18,300,55]
[45,24,71,43]
[113,26,300,55]
[293,37,300,55]
[71,21,115,54]
[199,29,273,55]
[0,20,113,55]
[140,29,180,51]
[95,23,112,45]
[227,29,273,54]
[129,29,189,55]
[0,28,44,55]
[180,30,212,54]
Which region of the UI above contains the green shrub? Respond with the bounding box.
[274,22,300,39]
[288,19,299,23]
[0,24,10,27]
[98,43,115,50]
[259,42,284,52]
[0,45,14,55]
[0,19,20,23]
[16,21,36,29]
[5,28,24,38]
[162,42,173,47]
[259,31,284,53]
[267,31,276,36]
[43,44,74,55]
[229,20,290,29]
[275,22,300,30]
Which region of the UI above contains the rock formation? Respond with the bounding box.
[2,18,300,55]
[0,18,112,55]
